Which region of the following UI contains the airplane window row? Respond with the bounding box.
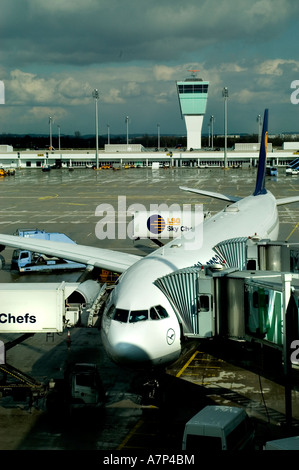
[107,305,169,323]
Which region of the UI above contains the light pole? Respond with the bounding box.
[257,114,262,143]
[157,123,160,150]
[49,116,53,151]
[125,116,129,145]
[57,125,61,151]
[107,124,110,145]
[92,89,99,169]
[210,115,214,149]
[222,87,229,168]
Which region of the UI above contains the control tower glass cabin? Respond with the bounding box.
[176,76,209,150]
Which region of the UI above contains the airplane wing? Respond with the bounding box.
[0,234,141,273]
[179,186,242,203]
[276,196,299,206]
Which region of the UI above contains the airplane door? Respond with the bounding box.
[197,293,214,337]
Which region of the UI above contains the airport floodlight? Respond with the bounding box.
[92,89,100,168]
[49,116,53,151]
[57,125,61,151]
[125,116,129,145]
[257,114,262,143]
[222,88,229,168]
[210,115,214,149]
[157,123,160,150]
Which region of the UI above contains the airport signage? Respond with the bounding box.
[133,210,200,239]
[0,282,79,333]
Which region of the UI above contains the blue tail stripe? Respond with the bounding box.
[253,109,268,196]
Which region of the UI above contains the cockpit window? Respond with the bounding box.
[129,310,148,323]
[108,305,169,323]
[150,305,169,320]
[155,305,169,319]
[106,305,116,318]
[150,307,160,320]
[113,309,129,323]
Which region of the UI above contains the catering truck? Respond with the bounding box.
[0,281,83,333]
[11,229,86,272]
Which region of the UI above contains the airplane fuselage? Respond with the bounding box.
[101,191,279,368]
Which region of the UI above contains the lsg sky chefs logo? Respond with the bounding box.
[95,197,204,250]
[290,80,299,104]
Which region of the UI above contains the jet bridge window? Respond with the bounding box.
[198,295,210,312]
[129,310,148,323]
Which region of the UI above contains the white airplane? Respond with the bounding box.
[0,109,299,369]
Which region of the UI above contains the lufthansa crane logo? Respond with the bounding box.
[166,328,175,345]
[147,214,166,234]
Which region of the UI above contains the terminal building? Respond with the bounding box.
[176,71,209,150]
[0,145,296,170]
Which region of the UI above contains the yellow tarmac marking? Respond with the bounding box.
[176,350,200,378]
[38,194,59,200]
[117,419,144,450]
[286,222,299,241]
[59,202,88,206]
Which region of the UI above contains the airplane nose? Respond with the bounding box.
[112,342,151,366]
[101,321,181,368]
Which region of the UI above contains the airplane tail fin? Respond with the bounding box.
[253,108,268,196]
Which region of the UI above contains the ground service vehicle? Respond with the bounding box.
[67,363,105,411]
[264,436,299,450]
[182,405,255,451]
[11,229,86,272]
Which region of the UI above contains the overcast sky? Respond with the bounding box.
[1,0,299,138]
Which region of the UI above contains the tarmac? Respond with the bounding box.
[0,165,299,453]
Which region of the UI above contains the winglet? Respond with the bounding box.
[253,109,268,196]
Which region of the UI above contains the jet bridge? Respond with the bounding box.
[154,266,217,338]
[155,265,299,351]
[214,237,299,273]
[154,238,299,352]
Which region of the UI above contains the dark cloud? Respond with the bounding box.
[1,0,299,135]
[1,0,299,67]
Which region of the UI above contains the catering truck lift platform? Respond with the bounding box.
[0,357,45,403]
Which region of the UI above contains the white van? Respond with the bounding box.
[264,436,299,450]
[68,363,105,410]
[182,405,255,451]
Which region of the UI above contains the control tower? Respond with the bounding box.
[176,70,209,150]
